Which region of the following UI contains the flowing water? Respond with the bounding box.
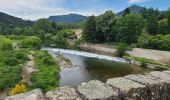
[43,48,153,88]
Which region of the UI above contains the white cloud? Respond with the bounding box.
[0,0,103,20]
[129,0,146,3]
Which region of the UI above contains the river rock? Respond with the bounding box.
[45,86,81,100]
[125,74,166,100]
[148,71,170,99]
[77,80,119,100]
[107,77,147,100]
[5,89,45,100]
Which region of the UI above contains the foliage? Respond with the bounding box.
[96,11,116,43]
[0,36,13,51]
[33,19,52,32]
[158,19,168,34]
[116,14,144,44]
[168,10,170,33]
[0,50,28,90]
[20,36,41,49]
[116,43,127,57]
[82,15,97,43]
[31,51,60,93]
[123,8,131,16]
[9,84,27,95]
[138,34,170,51]
[146,14,159,35]
[57,29,76,38]
[52,33,69,48]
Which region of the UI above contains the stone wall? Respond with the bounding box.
[5,70,170,100]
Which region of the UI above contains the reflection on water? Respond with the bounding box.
[56,53,152,88]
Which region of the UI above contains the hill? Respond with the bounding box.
[116,5,144,16]
[48,14,87,23]
[0,12,34,27]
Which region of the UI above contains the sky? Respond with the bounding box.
[0,0,170,20]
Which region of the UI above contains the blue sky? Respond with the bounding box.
[0,0,169,20]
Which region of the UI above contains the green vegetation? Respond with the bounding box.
[0,50,28,90]
[31,51,60,93]
[116,43,128,57]
[132,56,170,68]
[0,37,13,50]
[20,36,41,49]
[82,8,170,51]
[138,33,170,51]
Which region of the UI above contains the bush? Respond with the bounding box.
[31,51,60,92]
[138,34,170,51]
[0,37,13,51]
[52,34,69,48]
[4,57,19,66]
[116,43,127,57]
[20,36,41,49]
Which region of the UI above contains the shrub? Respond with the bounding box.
[52,34,69,48]
[138,34,170,51]
[20,36,41,49]
[116,43,127,57]
[31,51,60,93]
[0,37,13,51]
[9,84,27,95]
[4,57,19,66]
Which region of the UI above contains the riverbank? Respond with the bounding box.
[79,43,170,68]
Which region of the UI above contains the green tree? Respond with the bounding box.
[34,19,52,32]
[52,34,69,48]
[123,8,131,16]
[82,15,97,43]
[96,11,116,43]
[147,14,159,35]
[168,10,170,33]
[20,36,41,48]
[158,19,168,34]
[116,14,144,44]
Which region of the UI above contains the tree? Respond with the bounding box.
[158,19,168,34]
[168,9,170,33]
[116,14,144,44]
[82,15,97,42]
[33,19,52,32]
[20,36,41,48]
[96,11,116,43]
[52,34,69,48]
[123,8,131,16]
[147,14,159,35]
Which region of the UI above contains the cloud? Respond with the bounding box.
[128,0,146,3]
[0,0,104,20]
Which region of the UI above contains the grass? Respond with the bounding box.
[131,56,170,68]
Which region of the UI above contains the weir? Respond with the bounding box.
[42,48,127,63]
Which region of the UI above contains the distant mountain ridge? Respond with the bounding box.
[0,12,34,27]
[48,14,87,23]
[116,5,144,16]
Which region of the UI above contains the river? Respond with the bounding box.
[43,48,153,88]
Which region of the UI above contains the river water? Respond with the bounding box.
[43,48,153,88]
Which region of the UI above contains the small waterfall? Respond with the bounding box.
[42,48,127,63]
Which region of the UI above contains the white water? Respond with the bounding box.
[42,48,127,63]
